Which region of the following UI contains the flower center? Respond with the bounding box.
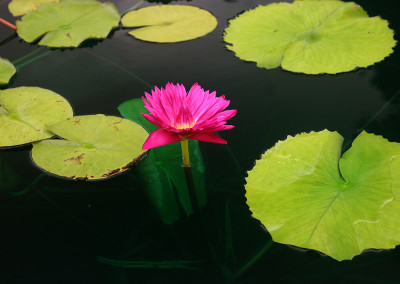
[171,107,196,130]
[174,120,196,129]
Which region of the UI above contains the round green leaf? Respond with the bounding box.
[31,115,149,180]
[245,130,400,261]
[121,5,217,43]
[8,0,59,16]
[0,87,73,147]
[0,57,16,85]
[224,1,396,74]
[16,0,120,47]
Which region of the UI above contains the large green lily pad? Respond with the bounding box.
[31,115,149,180]
[0,87,73,147]
[0,57,16,85]
[8,0,59,16]
[245,130,400,261]
[16,0,120,47]
[121,5,217,43]
[224,0,396,74]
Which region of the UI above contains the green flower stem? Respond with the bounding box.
[347,87,400,149]
[181,139,191,167]
[181,140,200,216]
[183,165,201,216]
[228,239,274,283]
[0,18,17,31]
[122,0,144,15]
[8,173,46,196]
[180,140,223,277]
[81,49,152,88]
[12,47,44,65]
[15,50,54,70]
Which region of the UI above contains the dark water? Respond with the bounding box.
[1,0,400,283]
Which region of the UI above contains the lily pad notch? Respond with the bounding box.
[0,87,73,147]
[0,57,17,85]
[224,0,396,74]
[16,0,120,47]
[245,130,400,261]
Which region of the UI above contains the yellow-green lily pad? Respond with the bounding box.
[246,130,400,261]
[0,57,16,85]
[8,0,59,16]
[224,0,396,74]
[31,115,149,180]
[121,5,217,43]
[16,0,120,47]
[0,87,73,147]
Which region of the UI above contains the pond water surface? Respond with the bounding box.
[1,0,400,283]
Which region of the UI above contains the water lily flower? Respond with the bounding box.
[141,83,236,151]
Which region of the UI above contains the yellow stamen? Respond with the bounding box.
[172,119,196,129]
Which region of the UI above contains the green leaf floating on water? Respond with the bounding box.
[31,115,149,180]
[121,5,217,43]
[224,0,396,74]
[0,87,73,147]
[16,0,120,47]
[8,0,59,16]
[118,98,158,134]
[245,130,400,261]
[0,57,16,85]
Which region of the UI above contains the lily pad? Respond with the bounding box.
[245,130,400,261]
[8,0,59,16]
[0,87,73,147]
[0,57,16,85]
[31,115,149,180]
[224,0,396,74]
[121,5,217,43]
[16,0,120,47]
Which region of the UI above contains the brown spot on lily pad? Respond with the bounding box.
[64,153,85,164]
[100,150,149,179]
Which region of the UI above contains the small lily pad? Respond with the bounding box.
[0,87,73,147]
[16,0,120,47]
[31,115,149,180]
[121,5,217,43]
[8,0,59,16]
[0,57,16,85]
[224,0,396,74]
[245,130,400,261]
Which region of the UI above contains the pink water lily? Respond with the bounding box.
[141,83,236,150]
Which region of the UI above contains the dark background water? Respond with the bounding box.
[1,0,400,283]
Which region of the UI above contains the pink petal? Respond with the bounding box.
[188,85,207,115]
[207,124,235,132]
[189,132,227,144]
[142,128,181,149]
[142,96,153,113]
[193,95,229,122]
[219,109,237,120]
[141,113,163,128]
[144,92,154,107]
